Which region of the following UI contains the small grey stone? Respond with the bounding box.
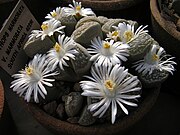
[78,105,96,126]
[56,103,66,120]
[62,95,68,102]
[65,92,83,117]
[75,16,101,29]
[73,82,82,92]
[43,101,57,116]
[59,14,77,36]
[72,21,103,48]
[23,36,54,58]
[67,117,80,124]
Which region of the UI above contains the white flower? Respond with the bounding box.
[80,64,141,124]
[29,19,65,40]
[47,34,77,71]
[87,37,130,66]
[106,30,121,42]
[133,45,176,75]
[10,54,58,103]
[111,22,148,44]
[63,0,95,18]
[45,7,64,20]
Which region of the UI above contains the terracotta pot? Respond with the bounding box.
[64,0,144,11]
[0,80,4,120]
[25,87,160,135]
[150,0,180,94]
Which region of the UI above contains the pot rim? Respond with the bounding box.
[64,0,144,11]
[25,87,160,135]
[150,0,180,40]
[0,80,4,118]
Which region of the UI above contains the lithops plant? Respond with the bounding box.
[75,16,102,29]
[72,21,103,48]
[24,19,65,58]
[132,44,176,88]
[24,36,55,58]
[128,33,159,62]
[59,14,77,36]
[102,19,138,35]
[51,42,92,82]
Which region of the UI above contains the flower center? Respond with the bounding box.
[123,30,134,42]
[105,80,115,91]
[112,31,119,37]
[152,54,159,61]
[76,5,81,11]
[25,67,33,75]
[54,42,61,52]
[103,42,110,49]
[41,24,48,31]
[51,12,57,17]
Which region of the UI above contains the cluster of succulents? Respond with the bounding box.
[10,0,176,125]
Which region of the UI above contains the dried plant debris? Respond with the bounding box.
[159,0,180,31]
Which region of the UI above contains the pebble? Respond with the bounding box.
[67,117,80,124]
[56,103,66,120]
[43,101,57,116]
[65,92,83,117]
[62,95,68,102]
[78,105,96,126]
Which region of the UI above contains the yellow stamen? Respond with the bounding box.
[51,12,57,17]
[123,30,134,42]
[103,42,110,49]
[152,54,159,61]
[25,67,33,75]
[112,31,119,37]
[41,24,48,31]
[54,43,61,52]
[76,5,81,11]
[105,80,115,91]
